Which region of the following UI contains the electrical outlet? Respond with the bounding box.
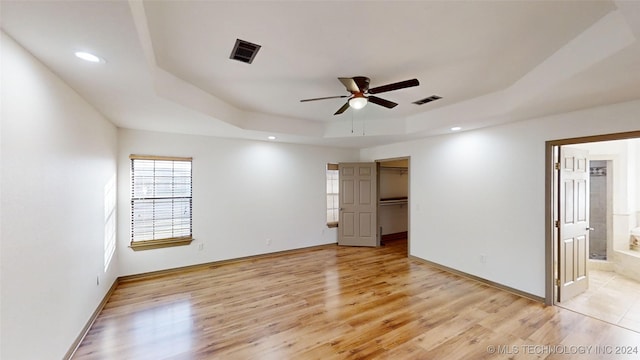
[198,243,204,251]
[266,238,271,246]
[480,254,487,264]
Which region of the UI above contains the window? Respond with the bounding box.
[326,163,339,227]
[130,155,193,251]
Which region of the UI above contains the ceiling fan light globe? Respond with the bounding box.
[349,97,368,110]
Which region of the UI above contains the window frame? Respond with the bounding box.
[326,163,339,228]
[129,155,194,251]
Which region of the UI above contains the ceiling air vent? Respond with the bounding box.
[230,39,261,64]
[413,95,442,105]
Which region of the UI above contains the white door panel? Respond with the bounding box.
[338,162,378,247]
[558,147,590,302]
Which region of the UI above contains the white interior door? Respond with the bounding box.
[558,147,590,302]
[338,162,378,247]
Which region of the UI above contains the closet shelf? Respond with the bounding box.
[380,166,408,175]
[379,197,408,206]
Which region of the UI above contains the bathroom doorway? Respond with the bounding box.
[546,131,640,331]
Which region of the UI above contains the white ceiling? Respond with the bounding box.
[2,0,639,148]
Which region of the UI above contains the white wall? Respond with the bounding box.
[361,100,640,297]
[1,33,119,360]
[117,129,358,276]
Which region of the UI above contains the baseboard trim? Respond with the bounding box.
[64,278,120,360]
[409,255,545,304]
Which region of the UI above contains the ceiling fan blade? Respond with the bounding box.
[338,77,359,93]
[300,95,349,102]
[368,78,419,94]
[368,96,398,109]
[334,102,350,115]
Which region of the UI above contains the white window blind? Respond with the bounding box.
[326,164,339,225]
[130,156,192,243]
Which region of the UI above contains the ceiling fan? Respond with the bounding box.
[300,76,420,115]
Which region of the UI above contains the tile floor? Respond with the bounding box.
[559,269,640,332]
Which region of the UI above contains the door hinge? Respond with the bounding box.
[555,278,561,286]
[554,220,559,228]
[554,162,560,170]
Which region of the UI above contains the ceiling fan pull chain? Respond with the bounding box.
[362,114,366,136]
[351,111,354,134]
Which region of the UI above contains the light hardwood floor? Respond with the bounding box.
[74,240,640,359]
[559,269,640,333]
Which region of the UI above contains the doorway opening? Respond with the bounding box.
[377,157,410,256]
[546,130,640,331]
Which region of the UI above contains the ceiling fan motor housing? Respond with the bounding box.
[351,76,370,92]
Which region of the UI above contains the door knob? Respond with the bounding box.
[586,227,594,231]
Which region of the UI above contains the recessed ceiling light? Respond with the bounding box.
[267,136,277,140]
[450,126,462,131]
[74,51,104,63]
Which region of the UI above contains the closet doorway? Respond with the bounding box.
[377,157,410,256]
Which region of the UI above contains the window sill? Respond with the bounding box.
[130,237,194,251]
[327,222,338,228]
